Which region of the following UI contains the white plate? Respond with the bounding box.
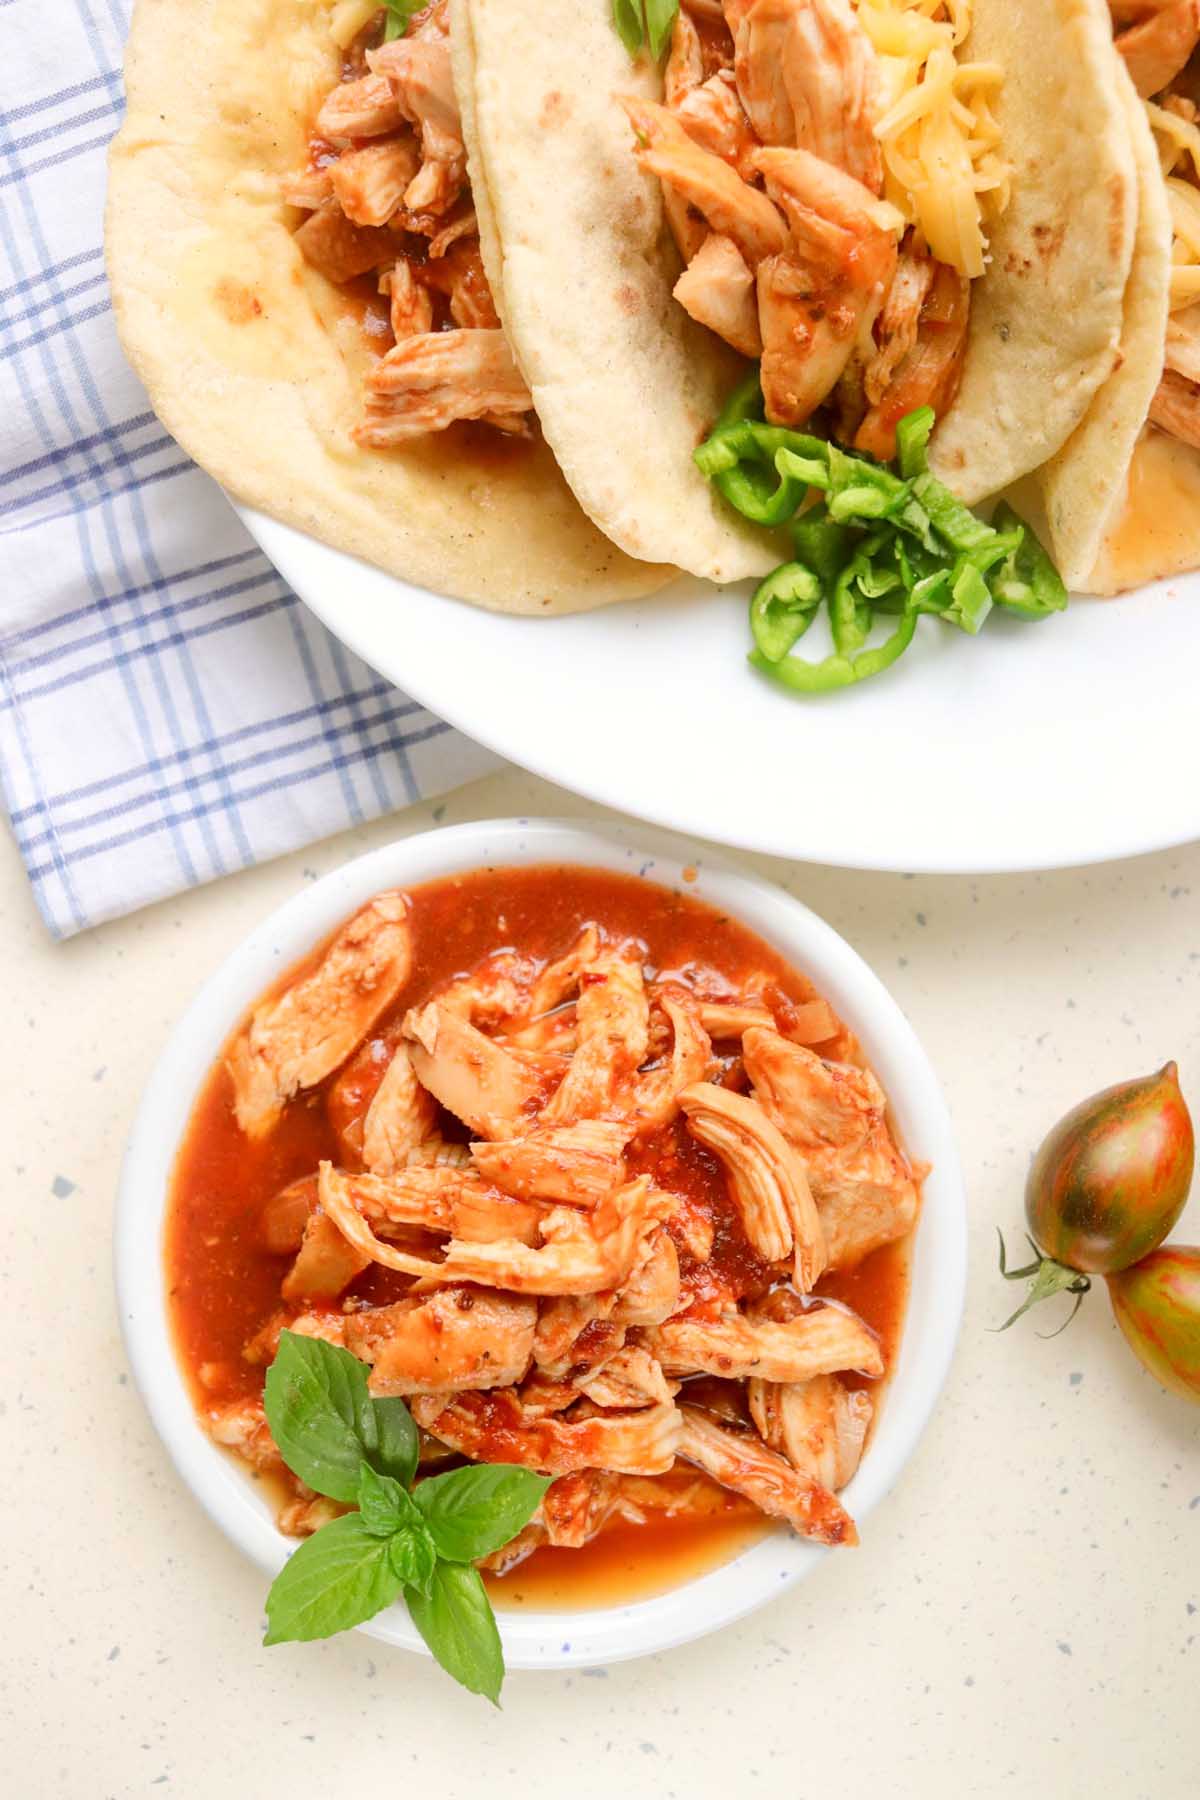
[245,507,1199,873]
[116,817,964,1669]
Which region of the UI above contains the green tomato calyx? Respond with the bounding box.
[994,1229,1092,1336]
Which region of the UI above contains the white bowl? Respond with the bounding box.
[116,817,965,1670]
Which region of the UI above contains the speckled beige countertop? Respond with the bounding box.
[3,768,1198,1799]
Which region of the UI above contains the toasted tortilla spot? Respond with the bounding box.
[1032,222,1065,263]
[214,277,264,324]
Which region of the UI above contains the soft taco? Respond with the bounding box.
[1040,4,1200,594]
[106,0,675,613]
[455,0,1140,581]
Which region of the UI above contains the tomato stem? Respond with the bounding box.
[993,1230,1091,1332]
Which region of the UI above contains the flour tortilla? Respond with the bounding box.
[459,0,1139,574]
[106,0,672,614]
[1037,68,1173,592]
[925,0,1138,500]
[454,0,779,584]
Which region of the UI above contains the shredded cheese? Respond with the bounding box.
[856,0,1009,280]
[1147,100,1200,311]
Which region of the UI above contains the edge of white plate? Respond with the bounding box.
[241,504,1200,875]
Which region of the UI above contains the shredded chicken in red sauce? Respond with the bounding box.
[623,0,971,456]
[169,867,920,1584]
[282,1,533,442]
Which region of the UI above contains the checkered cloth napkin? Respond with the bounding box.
[0,2,497,939]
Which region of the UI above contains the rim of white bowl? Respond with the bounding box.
[115,816,966,1670]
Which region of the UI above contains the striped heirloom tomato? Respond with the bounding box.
[999,1065,1194,1333]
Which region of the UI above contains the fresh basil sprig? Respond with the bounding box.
[261,1332,549,1702]
[613,0,679,59]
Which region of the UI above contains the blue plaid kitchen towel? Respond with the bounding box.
[0,2,497,939]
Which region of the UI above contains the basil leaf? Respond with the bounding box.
[406,1561,505,1705]
[390,1525,438,1597]
[367,1394,419,1490]
[357,1461,420,1538]
[414,1463,551,1563]
[264,1514,401,1645]
[263,1332,376,1503]
[612,0,647,55]
[645,0,679,60]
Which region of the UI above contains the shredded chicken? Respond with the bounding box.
[283,0,530,444]
[259,1174,319,1254]
[411,1389,683,1476]
[734,0,882,192]
[331,138,421,228]
[470,1119,631,1206]
[676,73,760,175]
[622,97,789,264]
[539,949,651,1123]
[1150,367,1200,447]
[748,1372,873,1490]
[1166,306,1200,383]
[292,205,398,287]
[753,147,902,428]
[281,166,334,210]
[674,232,763,358]
[345,1286,536,1395]
[678,1405,856,1544]
[581,1345,677,1409]
[319,1162,547,1248]
[610,1226,682,1325]
[644,1298,882,1382]
[429,1178,657,1297]
[206,1397,282,1471]
[853,260,969,460]
[1114,0,1200,97]
[666,7,705,107]
[242,1307,347,1366]
[622,0,975,450]
[227,892,412,1138]
[315,72,403,140]
[281,1209,372,1302]
[697,998,775,1039]
[627,995,714,1132]
[540,1470,622,1547]
[679,1081,827,1290]
[369,29,466,216]
[403,998,547,1138]
[357,329,533,446]
[743,1027,919,1269]
[213,891,922,1558]
[362,1044,438,1174]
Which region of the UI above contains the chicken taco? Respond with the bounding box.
[106,0,677,613]
[455,0,1140,582]
[1039,4,1200,593]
